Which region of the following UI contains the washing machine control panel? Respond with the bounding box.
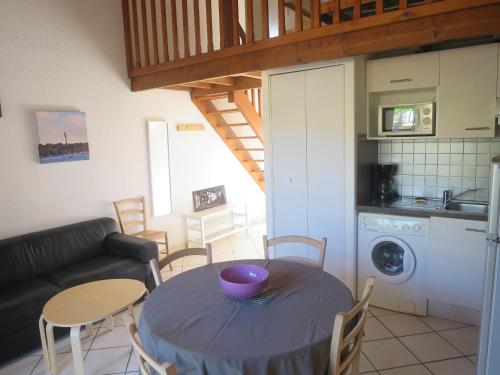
[360,214,429,237]
[383,219,429,237]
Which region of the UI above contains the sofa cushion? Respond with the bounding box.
[0,218,118,288]
[0,278,61,336]
[43,254,149,289]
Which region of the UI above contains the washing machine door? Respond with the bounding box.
[368,236,416,284]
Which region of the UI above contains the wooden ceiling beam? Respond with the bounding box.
[130,2,500,91]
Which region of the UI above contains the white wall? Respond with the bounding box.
[0,0,265,246]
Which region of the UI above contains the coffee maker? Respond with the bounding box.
[372,164,398,201]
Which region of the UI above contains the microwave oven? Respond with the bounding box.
[378,102,435,137]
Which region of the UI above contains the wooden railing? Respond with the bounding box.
[244,88,262,116]
[121,0,500,90]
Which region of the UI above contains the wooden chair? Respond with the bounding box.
[150,244,213,287]
[123,313,177,375]
[262,235,327,269]
[113,196,170,254]
[329,277,376,375]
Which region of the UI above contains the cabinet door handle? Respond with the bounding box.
[465,228,486,233]
[389,78,412,83]
[464,127,491,131]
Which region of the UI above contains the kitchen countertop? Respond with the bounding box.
[357,197,488,222]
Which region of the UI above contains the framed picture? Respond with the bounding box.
[192,185,226,212]
[36,111,89,164]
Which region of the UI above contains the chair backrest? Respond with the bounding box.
[123,314,176,375]
[262,235,327,269]
[150,244,213,287]
[113,196,147,234]
[329,277,376,375]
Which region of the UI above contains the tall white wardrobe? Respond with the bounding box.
[263,58,364,290]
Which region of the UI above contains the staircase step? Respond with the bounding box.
[227,123,249,127]
[253,159,264,162]
[209,108,240,115]
[196,93,229,101]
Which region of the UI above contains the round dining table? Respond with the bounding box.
[138,259,354,375]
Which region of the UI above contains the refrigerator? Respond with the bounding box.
[478,156,500,374]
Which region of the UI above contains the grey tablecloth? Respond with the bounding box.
[138,259,354,375]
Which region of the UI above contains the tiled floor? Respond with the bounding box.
[360,307,479,375]
[0,221,480,375]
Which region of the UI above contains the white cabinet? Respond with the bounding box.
[437,44,498,138]
[429,217,487,311]
[269,71,308,255]
[266,63,350,278]
[366,52,439,92]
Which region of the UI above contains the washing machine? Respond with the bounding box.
[357,213,429,316]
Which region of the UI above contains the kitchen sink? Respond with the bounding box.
[444,201,488,214]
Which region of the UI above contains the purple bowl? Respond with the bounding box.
[219,264,269,299]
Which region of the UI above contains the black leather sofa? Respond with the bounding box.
[0,217,158,364]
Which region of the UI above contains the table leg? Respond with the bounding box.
[39,316,51,372]
[46,323,58,374]
[70,326,85,375]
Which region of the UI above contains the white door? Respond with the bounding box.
[305,65,345,276]
[269,71,308,258]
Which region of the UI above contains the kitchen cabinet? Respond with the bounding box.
[366,52,439,92]
[429,217,487,311]
[498,43,500,97]
[437,43,498,138]
[266,63,352,279]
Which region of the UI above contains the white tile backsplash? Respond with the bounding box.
[378,138,500,200]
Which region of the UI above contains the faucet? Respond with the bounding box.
[442,188,478,204]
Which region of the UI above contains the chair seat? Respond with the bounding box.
[276,256,322,269]
[132,230,166,242]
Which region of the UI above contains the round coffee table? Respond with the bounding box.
[39,279,147,375]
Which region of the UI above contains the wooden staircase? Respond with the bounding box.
[192,88,265,192]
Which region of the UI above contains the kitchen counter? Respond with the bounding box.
[358,198,488,222]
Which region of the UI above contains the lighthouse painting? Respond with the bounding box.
[35,111,89,164]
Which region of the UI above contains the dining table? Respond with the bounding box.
[138,258,354,375]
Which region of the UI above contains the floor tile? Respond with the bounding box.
[439,327,479,355]
[31,352,78,375]
[369,306,399,316]
[91,325,131,349]
[378,314,432,336]
[379,364,432,375]
[399,333,462,362]
[425,357,477,375]
[84,347,131,374]
[0,354,41,375]
[468,355,477,364]
[362,338,419,370]
[364,317,394,341]
[418,316,468,331]
[360,351,376,373]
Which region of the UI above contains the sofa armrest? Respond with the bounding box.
[105,233,158,263]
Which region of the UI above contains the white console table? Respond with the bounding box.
[184,204,249,247]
